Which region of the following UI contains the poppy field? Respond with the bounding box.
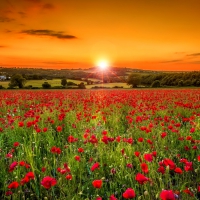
[0,89,199,200]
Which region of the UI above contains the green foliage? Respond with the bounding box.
[42,81,51,89]
[151,80,161,87]
[0,85,5,89]
[127,73,142,88]
[78,82,86,89]
[9,74,26,88]
[178,80,184,87]
[61,78,67,86]
[67,81,77,86]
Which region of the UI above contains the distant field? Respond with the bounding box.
[0,79,129,89]
[87,82,129,89]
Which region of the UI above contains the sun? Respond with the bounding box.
[97,60,109,70]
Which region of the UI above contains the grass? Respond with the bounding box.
[0,79,129,89]
[0,89,199,199]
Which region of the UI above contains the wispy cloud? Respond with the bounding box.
[18,11,27,18]
[0,16,14,23]
[24,0,41,3]
[187,53,200,57]
[189,61,200,64]
[43,61,79,65]
[0,45,8,48]
[21,29,77,39]
[42,3,55,10]
[160,59,182,63]
[174,52,185,55]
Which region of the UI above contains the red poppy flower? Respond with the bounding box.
[66,174,72,180]
[56,126,62,132]
[21,176,30,185]
[174,167,183,174]
[160,190,175,200]
[184,162,193,171]
[144,153,153,162]
[92,180,102,188]
[9,161,18,172]
[41,167,46,172]
[198,155,200,162]
[123,188,136,199]
[157,166,165,174]
[43,127,48,132]
[126,163,133,168]
[41,176,57,189]
[13,142,20,147]
[74,155,81,162]
[135,173,149,184]
[18,121,24,127]
[141,163,149,174]
[8,181,19,189]
[183,188,194,197]
[110,194,118,200]
[102,130,108,135]
[163,159,176,170]
[91,162,100,171]
[78,147,84,153]
[161,132,167,138]
[96,197,102,200]
[5,191,13,196]
[138,137,144,142]
[134,151,140,157]
[26,172,35,179]
[19,161,26,166]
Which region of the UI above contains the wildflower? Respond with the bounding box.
[135,173,149,184]
[56,126,62,132]
[141,163,149,174]
[41,176,57,189]
[144,153,153,162]
[13,142,20,147]
[74,155,81,162]
[123,188,136,199]
[110,194,118,200]
[160,190,175,200]
[8,181,19,189]
[92,180,102,188]
[91,162,100,171]
[66,174,72,180]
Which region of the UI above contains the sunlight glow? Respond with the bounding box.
[97,60,109,70]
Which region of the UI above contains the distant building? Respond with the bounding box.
[0,75,6,80]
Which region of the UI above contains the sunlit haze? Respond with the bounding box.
[97,60,109,71]
[0,0,200,71]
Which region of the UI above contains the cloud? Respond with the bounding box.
[4,29,12,33]
[174,52,185,55]
[187,53,200,57]
[0,45,8,48]
[42,3,55,10]
[18,11,27,18]
[189,61,200,64]
[0,16,14,23]
[24,0,41,3]
[21,29,77,39]
[160,59,182,63]
[43,61,79,65]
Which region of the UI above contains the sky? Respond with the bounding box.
[0,0,200,71]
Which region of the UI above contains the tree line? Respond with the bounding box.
[127,71,200,87]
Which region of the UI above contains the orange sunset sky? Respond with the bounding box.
[0,0,200,71]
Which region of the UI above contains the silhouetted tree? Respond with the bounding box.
[78,82,86,89]
[61,78,67,87]
[127,74,142,88]
[151,80,161,87]
[42,82,51,89]
[9,74,26,88]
